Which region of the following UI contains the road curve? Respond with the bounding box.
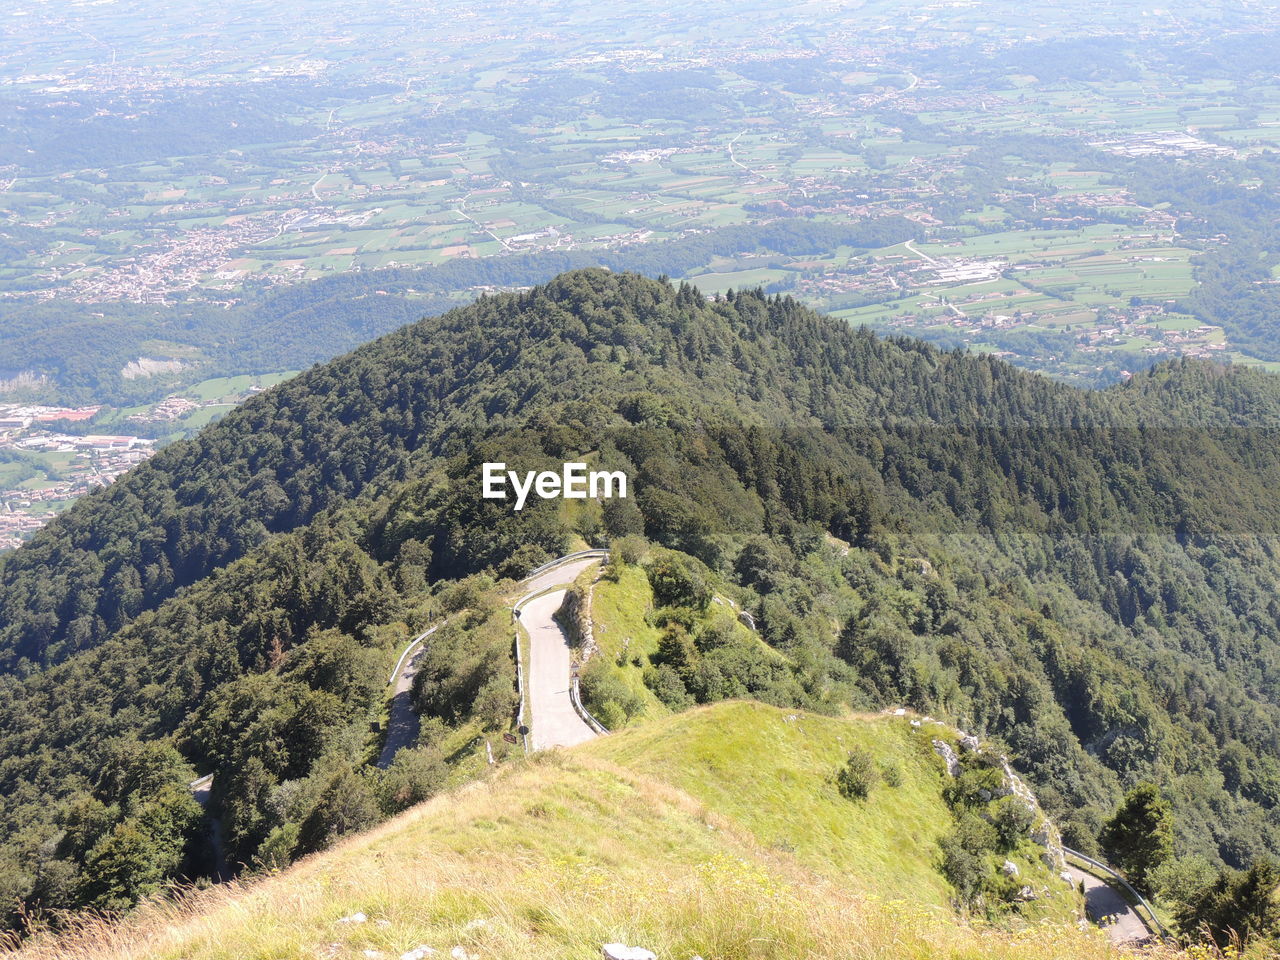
[378,552,606,768]
[515,554,607,750]
[1065,864,1152,946]
[377,621,442,769]
[521,588,598,750]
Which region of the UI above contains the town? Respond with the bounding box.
[0,403,157,551]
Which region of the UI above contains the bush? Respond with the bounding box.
[939,812,1000,908]
[837,747,879,801]
[992,798,1035,851]
[643,663,693,710]
[611,534,648,567]
[647,552,713,610]
[879,760,904,788]
[378,746,448,814]
[580,659,645,728]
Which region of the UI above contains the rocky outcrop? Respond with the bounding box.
[556,571,599,663]
[932,738,961,777]
[924,719,1067,877]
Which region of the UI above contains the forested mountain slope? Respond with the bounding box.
[5,270,1280,931]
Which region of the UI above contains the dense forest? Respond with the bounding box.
[5,271,1280,940]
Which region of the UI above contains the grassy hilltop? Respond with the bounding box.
[14,702,1130,960]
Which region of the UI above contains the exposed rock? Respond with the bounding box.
[1060,871,1074,885]
[959,734,981,753]
[932,739,961,777]
[1017,885,1037,901]
[1002,859,1020,877]
[121,357,188,380]
[450,948,473,960]
[337,912,368,925]
[602,945,657,960]
[893,708,907,716]
[910,719,921,728]
[401,949,438,960]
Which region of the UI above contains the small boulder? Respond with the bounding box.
[402,949,437,960]
[603,945,657,960]
[1002,859,1020,878]
[959,734,980,753]
[337,912,368,925]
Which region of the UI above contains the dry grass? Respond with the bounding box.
[10,706,1190,960]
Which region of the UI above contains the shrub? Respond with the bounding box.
[939,812,1000,908]
[647,552,713,610]
[837,747,879,801]
[378,745,448,814]
[880,760,904,788]
[992,798,1035,851]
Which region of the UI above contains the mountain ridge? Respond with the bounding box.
[5,270,1280,933]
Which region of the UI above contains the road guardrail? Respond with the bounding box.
[1063,846,1172,943]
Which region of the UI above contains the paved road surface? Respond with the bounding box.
[378,554,604,767]
[376,622,441,769]
[522,588,598,751]
[1066,864,1151,945]
[520,555,603,598]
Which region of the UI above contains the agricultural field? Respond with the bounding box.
[4,0,1280,394]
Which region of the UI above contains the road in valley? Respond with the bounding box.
[377,621,442,769]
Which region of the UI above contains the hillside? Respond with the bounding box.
[6,270,1280,934]
[11,703,1130,960]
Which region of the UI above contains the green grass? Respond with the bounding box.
[588,564,669,719]
[16,703,1113,960]
[595,703,1070,913]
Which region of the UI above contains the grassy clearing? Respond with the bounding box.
[13,702,1146,960]
[587,564,668,718]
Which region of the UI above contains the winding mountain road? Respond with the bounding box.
[520,588,597,750]
[515,553,607,750]
[377,552,606,768]
[1066,864,1151,945]
[377,620,443,768]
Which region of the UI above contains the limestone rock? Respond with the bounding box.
[1002,859,1020,877]
[602,945,657,960]
[932,739,961,777]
